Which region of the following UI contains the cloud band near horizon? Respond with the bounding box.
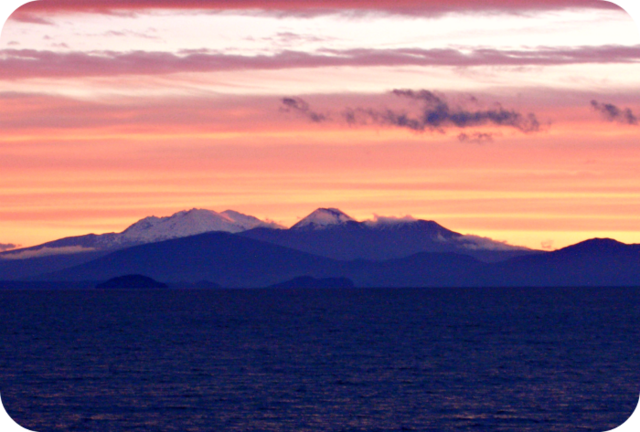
[1,45,638,80]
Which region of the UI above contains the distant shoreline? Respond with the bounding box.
[2,281,639,290]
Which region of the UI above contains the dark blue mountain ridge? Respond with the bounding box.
[34,232,640,288]
[0,207,533,263]
[481,238,640,287]
[3,208,637,286]
[238,217,534,262]
[0,207,538,280]
[555,237,637,255]
[38,232,341,287]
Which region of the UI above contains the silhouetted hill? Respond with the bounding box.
[238,220,535,263]
[41,232,341,287]
[2,208,538,282]
[18,232,640,288]
[554,238,633,255]
[344,252,487,287]
[482,238,640,287]
[39,230,486,287]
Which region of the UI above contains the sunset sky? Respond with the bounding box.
[1,0,639,250]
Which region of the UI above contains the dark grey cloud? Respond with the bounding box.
[281,97,328,122]
[590,100,638,125]
[0,243,19,252]
[282,90,542,138]
[341,90,540,134]
[457,132,496,143]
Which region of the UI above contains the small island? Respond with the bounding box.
[95,274,168,289]
[268,276,355,289]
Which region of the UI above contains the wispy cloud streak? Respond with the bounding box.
[590,100,638,125]
[1,45,639,79]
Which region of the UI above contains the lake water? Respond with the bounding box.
[1,287,638,431]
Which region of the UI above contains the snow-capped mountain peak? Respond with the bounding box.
[122,215,163,232]
[115,208,280,245]
[117,208,243,244]
[290,208,355,230]
[4,208,284,256]
[221,210,284,230]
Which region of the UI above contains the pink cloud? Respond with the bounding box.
[0,92,297,133]
[1,89,635,139]
[1,45,639,80]
[9,12,54,25]
[11,0,613,18]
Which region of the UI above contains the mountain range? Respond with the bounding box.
[3,208,282,255]
[1,207,638,287]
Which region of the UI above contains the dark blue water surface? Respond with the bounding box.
[1,287,639,431]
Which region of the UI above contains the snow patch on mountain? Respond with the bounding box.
[7,207,532,259]
[115,208,267,245]
[2,208,283,258]
[291,208,355,230]
[363,214,529,251]
[363,214,417,228]
[456,234,530,251]
[1,246,96,260]
[222,210,284,230]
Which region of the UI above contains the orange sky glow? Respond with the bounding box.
[1,0,639,250]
